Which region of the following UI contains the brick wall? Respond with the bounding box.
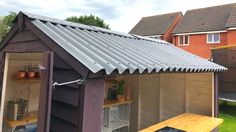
[227,29,236,45]
[173,32,227,59]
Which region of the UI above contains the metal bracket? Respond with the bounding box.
[52,78,85,90]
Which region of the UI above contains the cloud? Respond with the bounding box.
[0,0,236,32]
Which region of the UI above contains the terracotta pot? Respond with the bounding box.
[35,72,41,78]
[17,71,26,80]
[117,95,125,102]
[27,71,36,79]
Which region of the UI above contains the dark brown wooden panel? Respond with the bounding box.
[50,116,77,132]
[51,101,78,125]
[9,30,39,43]
[81,79,105,132]
[53,68,82,89]
[53,54,73,69]
[3,40,50,52]
[52,86,79,106]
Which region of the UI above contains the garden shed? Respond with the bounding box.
[212,45,236,102]
[0,12,227,132]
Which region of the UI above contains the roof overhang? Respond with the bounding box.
[227,27,236,30]
[173,30,227,35]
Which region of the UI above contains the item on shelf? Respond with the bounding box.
[117,80,125,102]
[7,99,28,121]
[117,95,125,102]
[27,71,36,79]
[17,71,26,80]
[125,85,131,100]
[108,86,118,100]
[35,72,41,78]
[26,65,40,79]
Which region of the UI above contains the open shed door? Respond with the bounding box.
[37,52,53,132]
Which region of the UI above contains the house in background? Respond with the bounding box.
[129,12,182,43]
[172,3,236,59]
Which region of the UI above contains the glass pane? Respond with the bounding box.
[214,33,220,42]
[208,34,212,42]
[184,35,188,44]
[179,36,183,45]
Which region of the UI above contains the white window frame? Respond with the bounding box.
[178,35,189,46]
[207,33,220,44]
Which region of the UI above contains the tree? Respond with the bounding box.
[0,12,17,41]
[66,14,110,29]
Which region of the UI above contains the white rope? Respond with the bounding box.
[52,79,85,90]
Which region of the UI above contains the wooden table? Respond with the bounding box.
[139,113,223,132]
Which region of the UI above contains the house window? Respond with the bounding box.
[207,33,220,43]
[178,35,189,46]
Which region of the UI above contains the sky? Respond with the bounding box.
[0,0,236,33]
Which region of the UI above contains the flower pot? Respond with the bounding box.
[27,71,36,79]
[17,71,26,80]
[117,95,125,102]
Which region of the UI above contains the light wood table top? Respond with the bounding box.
[5,115,37,128]
[139,113,223,132]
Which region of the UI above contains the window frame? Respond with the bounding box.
[178,35,189,46]
[207,33,220,44]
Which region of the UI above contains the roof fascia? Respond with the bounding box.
[173,30,227,35]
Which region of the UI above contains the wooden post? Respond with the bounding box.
[37,52,53,132]
[81,78,105,132]
[0,53,8,131]
[214,73,219,117]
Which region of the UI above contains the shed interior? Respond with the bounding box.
[0,53,43,132]
[102,72,214,132]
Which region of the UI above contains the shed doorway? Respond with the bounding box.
[0,52,52,132]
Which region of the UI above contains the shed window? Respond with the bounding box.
[178,35,189,46]
[207,33,220,43]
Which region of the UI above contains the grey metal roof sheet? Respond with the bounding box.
[24,12,227,75]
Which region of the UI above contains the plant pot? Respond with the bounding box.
[27,71,36,79]
[17,71,26,80]
[117,95,125,102]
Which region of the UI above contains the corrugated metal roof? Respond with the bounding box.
[23,12,227,75]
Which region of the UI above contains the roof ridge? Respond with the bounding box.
[21,11,168,44]
[186,2,236,12]
[143,11,182,18]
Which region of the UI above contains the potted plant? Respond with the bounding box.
[117,80,125,102]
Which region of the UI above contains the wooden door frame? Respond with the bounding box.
[0,51,53,132]
[37,51,53,132]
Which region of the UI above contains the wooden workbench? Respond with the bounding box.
[139,113,223,132]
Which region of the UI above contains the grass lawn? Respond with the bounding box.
[219,101,236,132]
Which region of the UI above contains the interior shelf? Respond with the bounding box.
[103,100,133,108]
[13,78,41,84]
[4,115,37,128]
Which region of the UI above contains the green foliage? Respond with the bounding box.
[117,80,125,95]
[0,12,17,41]
[66,14,110,29]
